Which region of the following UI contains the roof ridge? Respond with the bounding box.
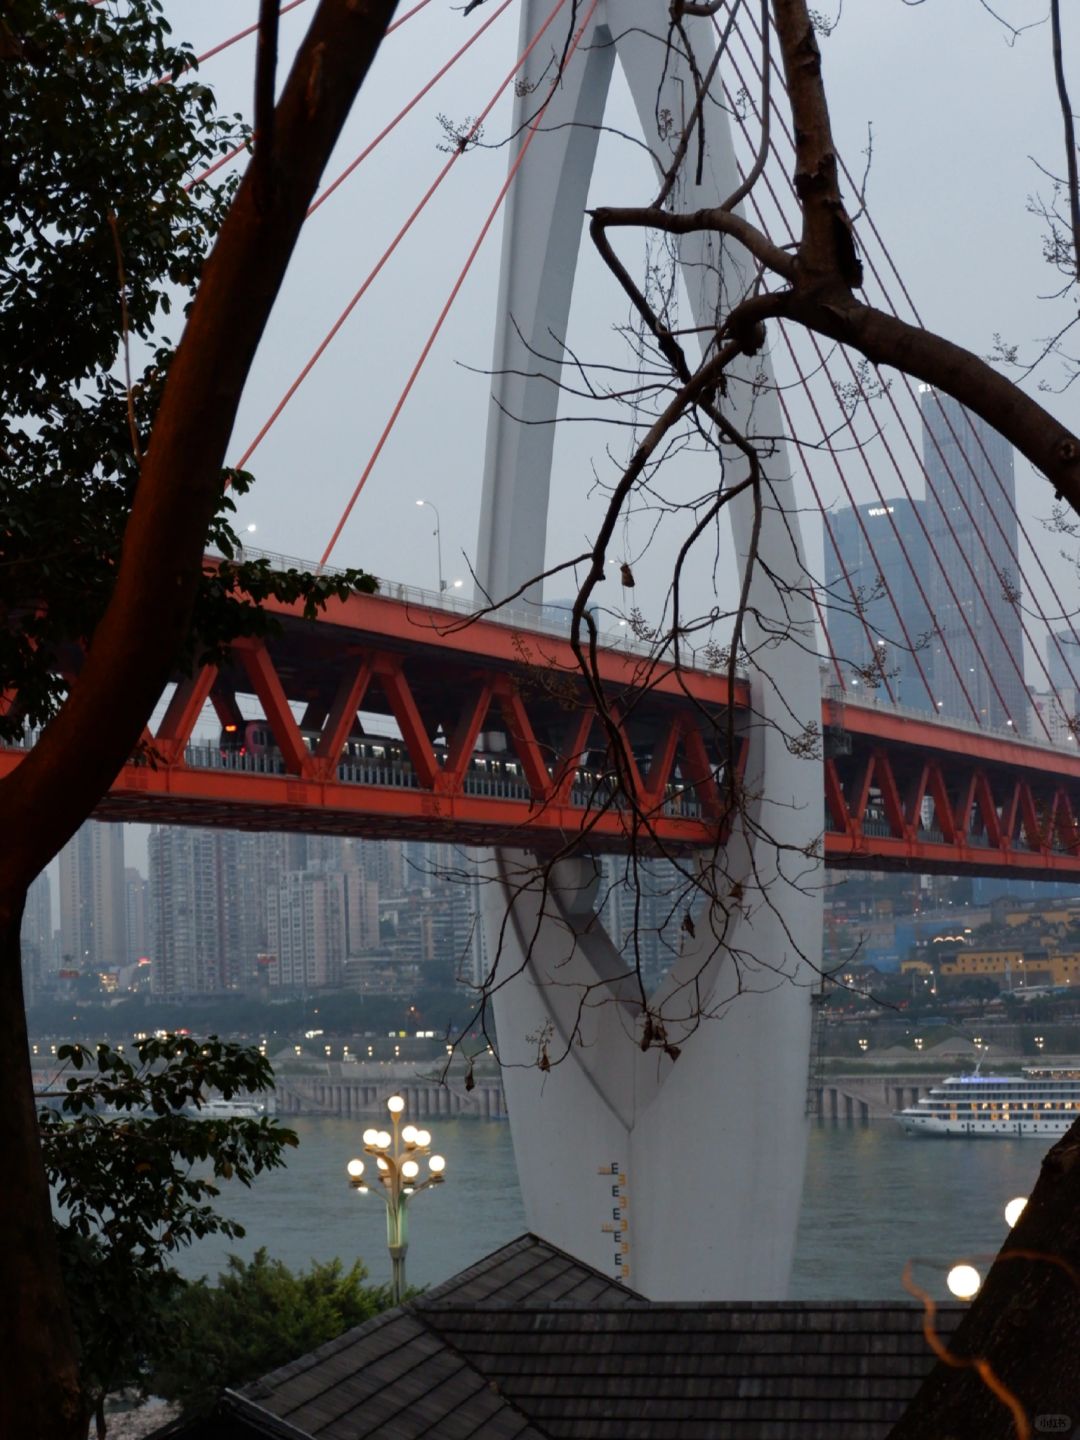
[418,1230,645,1304]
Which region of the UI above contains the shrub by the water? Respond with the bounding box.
[149,1250,393,1411]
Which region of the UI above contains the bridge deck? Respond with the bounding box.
[6,586,1080,871]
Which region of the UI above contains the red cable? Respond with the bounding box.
[307,0,514,219]
[235,0,571,474]
[921,391,1080,710]
[186,141,248,192]
[188,0,310,70]
[706,20,940,711]
[385,0,436,36]
[321,0,602,567]
[775,366,896,699]
[159,0,312,87]
[184,0,435,194]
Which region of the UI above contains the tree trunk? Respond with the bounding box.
[888,1121,1080,1439]
[0,897,85,1440]
[0,4,398,1434]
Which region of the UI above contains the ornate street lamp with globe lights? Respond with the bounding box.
[345,1094,446,1303]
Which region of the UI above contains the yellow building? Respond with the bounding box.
[938,950,1080,988]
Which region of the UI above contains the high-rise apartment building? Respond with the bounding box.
[59,822,126,973]
[125,867,149,964]
[20,869,53,1002]
[149,826,228,995]
[225,832,289,989]
[921,389,1026,732]
[149,827,294,995]
[823,497,934,710]
[266,863,380,991]
[355,837,405,896]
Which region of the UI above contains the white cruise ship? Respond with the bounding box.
[194,1095,267,1120]
[896,1067,1080,1138]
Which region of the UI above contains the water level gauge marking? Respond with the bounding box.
[597,1162,630,1282]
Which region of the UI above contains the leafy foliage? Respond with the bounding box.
[150,1249,394,1412]
[0,0,377,744]
[39,1035,298,1426]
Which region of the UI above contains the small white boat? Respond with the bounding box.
[896,1066,1080,1138]
[195,1095,267,1120]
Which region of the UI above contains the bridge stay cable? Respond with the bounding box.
[182,0,436,193]
[736,3,1080,729]
[725,6,1057,738]
[320,0,602,567]
[822,79,1080,708]
[720,16,979,719]
[234,0,570,478]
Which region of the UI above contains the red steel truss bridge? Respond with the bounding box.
[5,582,1080,880]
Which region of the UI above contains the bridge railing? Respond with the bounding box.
[216,545,734,672]
[825,679,1080,756]
[183,741,705,818]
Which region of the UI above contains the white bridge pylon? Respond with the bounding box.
[474,0,823,1300]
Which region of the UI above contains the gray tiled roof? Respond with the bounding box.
[418,1301,963,1440]
[154,1235,961,1440]
[242,1235,635,1439]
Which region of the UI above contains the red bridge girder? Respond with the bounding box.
[1,589,748,855]
[7,589,1080,874]
[823,699,1080,879]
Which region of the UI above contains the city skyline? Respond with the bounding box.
[29,822,489,1003]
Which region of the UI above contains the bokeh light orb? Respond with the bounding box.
[946,1264,981,1300]
[1004,1197,1027,1228]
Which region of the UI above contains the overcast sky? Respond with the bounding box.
[108,0,1078,874]
[158,2,1074,595]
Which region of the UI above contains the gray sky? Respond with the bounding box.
[164,1,1078,614]
[113,0,1079,874]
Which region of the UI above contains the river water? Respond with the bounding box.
[172,1117,1043,1301]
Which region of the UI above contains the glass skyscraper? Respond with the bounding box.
[823,496,934,711]
[921,389,1026,732]
[823,394,1026,733]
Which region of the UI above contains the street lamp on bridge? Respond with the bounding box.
[415,498,445,593]
[346,1093,447,1303]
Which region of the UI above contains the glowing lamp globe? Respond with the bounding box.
[429,1154,446,1174]
[387,1095,405,1114]
[401,1125,419,1146]
[946,1264,981,1300]
[415,1129,432,1148]
[1004,1197,1027,1228]
[401,1159,420,1179]
[346,1158,365,1179]
[362,1128,379,1147]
